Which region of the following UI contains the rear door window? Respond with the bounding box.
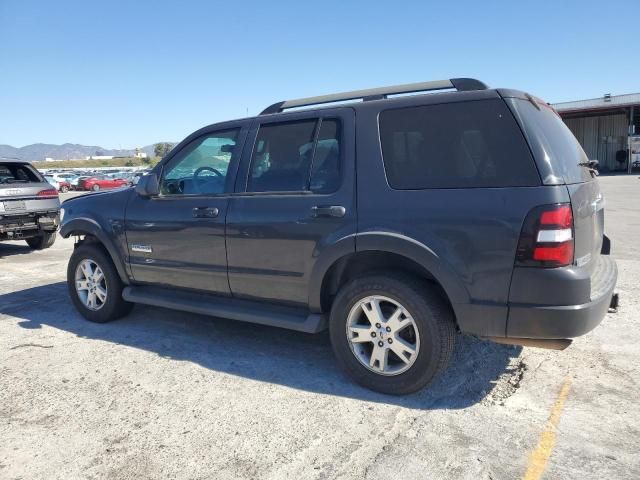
[379,99,540,189]
[246,118,342,193]
[309,119,341,193]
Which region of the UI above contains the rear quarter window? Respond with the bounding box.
[379,99,540,189]
[506,98,592,184]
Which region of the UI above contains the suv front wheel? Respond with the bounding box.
[329,274,455,395]
[67,243,133,323]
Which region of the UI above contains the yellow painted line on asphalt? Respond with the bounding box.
[522,377,572,480]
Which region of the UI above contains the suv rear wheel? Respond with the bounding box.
[67,243,133,322]
[329,274,455,394]
[25,231,56,250]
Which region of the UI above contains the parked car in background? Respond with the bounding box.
[1,160,60,249]
[43,175,61,191]
[78,175,129,191]
[44,174,72,193]
[58,180,71,193]
[70,176,88,190]
[50,172,72,183]
[61,175,79,189]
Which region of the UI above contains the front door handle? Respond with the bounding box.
[192,207,219,218]
[311,205,346,218]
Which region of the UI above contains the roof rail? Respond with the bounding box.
[260,78,488,115]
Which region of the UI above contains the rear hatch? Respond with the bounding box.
[506,95,604,275]
[0,162,60,215]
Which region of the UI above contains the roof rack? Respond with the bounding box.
[260,78,488,115]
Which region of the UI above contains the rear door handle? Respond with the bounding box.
[192,207,219,218]
[311,205,346,218]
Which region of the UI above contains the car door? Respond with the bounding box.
[226,108,356,306]
[125,122,248,294]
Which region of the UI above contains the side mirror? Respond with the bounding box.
[135,173,160,197]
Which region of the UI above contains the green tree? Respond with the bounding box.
[154,142,174,158]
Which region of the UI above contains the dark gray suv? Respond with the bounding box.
[1,159,60,249]
[60,78,618,394]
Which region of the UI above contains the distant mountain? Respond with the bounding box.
[0,143,170,162]
[141,144,159,158]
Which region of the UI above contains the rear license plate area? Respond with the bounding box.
[1,200,26,213]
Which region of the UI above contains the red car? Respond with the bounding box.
[78,175,129,191]
[58,180,71,193]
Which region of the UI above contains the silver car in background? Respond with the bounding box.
[0,159,61,249]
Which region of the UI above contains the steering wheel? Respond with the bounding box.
[193,167,224,193]
[193,166,223,178]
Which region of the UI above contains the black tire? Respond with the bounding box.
[329,273,455,395]
[25,231,57,250]
[67,243,133,323]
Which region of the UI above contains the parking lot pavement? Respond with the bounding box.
[1,176,639,480]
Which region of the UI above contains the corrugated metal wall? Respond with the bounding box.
[563,114,628,171]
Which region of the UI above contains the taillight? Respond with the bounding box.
[37,188,59,198]
[516,203,574,267]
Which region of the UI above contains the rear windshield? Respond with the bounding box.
[0,163,42,185]
[379,99,540,189]
[506,98,591,184]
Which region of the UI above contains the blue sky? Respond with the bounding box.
[1,0,638,148]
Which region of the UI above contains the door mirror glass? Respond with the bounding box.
[135,173,160,197]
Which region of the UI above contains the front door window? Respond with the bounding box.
[161,129,239,195]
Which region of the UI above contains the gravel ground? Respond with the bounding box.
[1,177,638,480]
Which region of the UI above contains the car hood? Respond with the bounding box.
[62,186,132,206]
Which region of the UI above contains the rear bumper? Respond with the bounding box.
[0,210,60,239]
[506,255,617,339]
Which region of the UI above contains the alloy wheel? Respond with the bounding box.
[75,259,108,311]
[345,295,420,376]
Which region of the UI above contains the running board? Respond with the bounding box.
[122,286,327,333]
